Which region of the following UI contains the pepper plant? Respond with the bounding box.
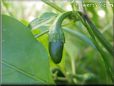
[1,0,114,85]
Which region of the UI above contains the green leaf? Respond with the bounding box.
[28,12,57,30]
[28,12,57,38]
[2,15,54,84]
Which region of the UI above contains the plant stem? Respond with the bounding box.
[78,12,114,82]
[78,12,113,56]
[70,0,77,12]
[41,0,65,13]
[55,11,73,27]
[71,57,76,75]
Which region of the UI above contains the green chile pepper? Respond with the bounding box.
[49,24,65,64]
[49,11,73,64]
[49,41,64,64]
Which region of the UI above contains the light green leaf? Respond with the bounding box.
[2,15,54,84]
[28,12,57,39]
[28,12,57,30]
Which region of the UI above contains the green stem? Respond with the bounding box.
[55,11,73,27]
[78,12,113,56]
[70,0,77,12]
[49,11,73,43]
[41,0,65,13]
[78,12,113,82]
